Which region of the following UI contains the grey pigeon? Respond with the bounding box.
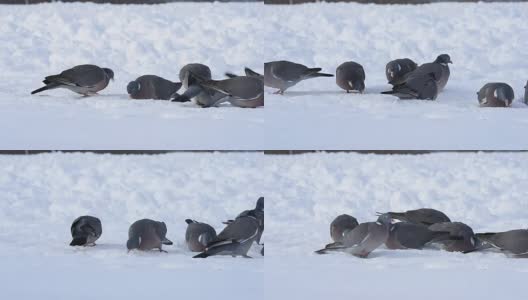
[315,214,392,258]
[223,197,264,245]
[524,81,528,104]
[381,54,452,99]
[330,214,359,243]
[185,219,217,252]
[386,58,418,85]
[465,229,528,256]
[428,222,476,252]
[264,60,333,94]
[199,76,264,108]
[381,71,438,100]
[381,208,451,226]
[32,64,114,96]
[70,216,102,246]
[193,214,260,258]
[385,222,455,250]
[127,75,182,100]
[126,219,173,252]
[336,61,365,93]
[477,82,514,107]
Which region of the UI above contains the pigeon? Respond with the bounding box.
[199,76,264,108]
[31,64,114,96]
[126,219,173,252]
[315,214,392,258]
[193,214,260,258]
[465,229,528,257]
[336,61,365,93]
[428,222,476,252]
[70,216,102,246]
[381,208,451,226]
[127,75,182,100]
[223,197,264,245]
[386,58,418,86]
[264,60,333,94]
[385,222,456,250]
[185,219,217,252]
[477,82,514,107]
[381,54,452,99]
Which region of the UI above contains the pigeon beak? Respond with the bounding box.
[162,238,173,245]
[448,60,453,64]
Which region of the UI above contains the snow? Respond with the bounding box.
[0,152,264,299]
[0,3,265,149]
[264,151,528,299]
[2,151,528,299]
[263,3,528,149]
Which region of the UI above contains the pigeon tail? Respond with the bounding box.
[31,82,60,95]
[225,72,238,78]
[193,252,209,258]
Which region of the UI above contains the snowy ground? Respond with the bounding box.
[263,3,528,149]
[0,153,264,300]
[2,152,528,299]
[0,3,265,149]
[263,152,528,299]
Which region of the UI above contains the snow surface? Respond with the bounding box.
[0,3,265,149]
[2,152,528,299]
[263,3,528,149]
[0,153,264,300]
[264,152,528,300]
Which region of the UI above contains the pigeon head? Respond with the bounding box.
[103,68,114,81]
[353,80,365,93]
[155,222,173,245]
[434,54,452,65]
[495,86,513,106]
[126,237,140,250]
[127,81,140,95]
[376,213,392,227]
[477,89,486,104]
[255,197,264,211]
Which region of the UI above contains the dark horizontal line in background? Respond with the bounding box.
[264,0,515,4]
[0,150,527,155]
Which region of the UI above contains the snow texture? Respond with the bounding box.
[263,3,528,149]
[0,3,265,149]
[0,152,264,300]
